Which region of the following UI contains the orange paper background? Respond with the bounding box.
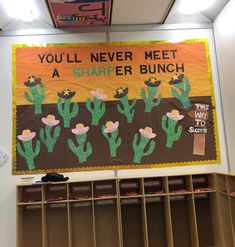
[14,40,213,105]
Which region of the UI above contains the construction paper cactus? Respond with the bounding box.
[17,129,41,170]
[169,74,191,109]
[68,123,92,163]
[40,115,61,152]
[114,87,137,123]
[141,77,162,112]
[86,89,106,125]
[133,127,156,163]
[24,76,45,114]
[162,109,184,148]
[57,89,78,128]
[102,121,122,157]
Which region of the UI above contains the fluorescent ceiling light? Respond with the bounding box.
[178,0,215,15]
[0,0,39,22]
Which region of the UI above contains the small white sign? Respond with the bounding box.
[0,147,8,166]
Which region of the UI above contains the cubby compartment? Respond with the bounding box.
[119,178,143,197]
[144,177,166,195]
[17,185,42,203]
[69,182,92,200]
[94,199,120,247]
[194,193,219,247]
[70,201,94,247]
[121,198,145,247]
[227,175,235,197]
[217,193,234,247]
[44,203,69,247]
[145,196,168,247]
[170,194,193,247]
[17,204,43,247]
[44,184,67,202]
[229,196,235,240]
[168,176,191,194]
[93,180,117,198]
[216,174,228,194]
[192,174,216,193]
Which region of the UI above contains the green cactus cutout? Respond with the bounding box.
[117,96,137,123]
[68,134,92,163]
[102,125,122,157]
[141,86,161,112]
[132,133,155,163]
[86,97,105,125]
[40,125,61,152]
[57,98,78,128]
[24,84,45,114]
[162,115,183,148]
[17,140,41,170]
[171,78,191,109]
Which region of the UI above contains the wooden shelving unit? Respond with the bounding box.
[17,173,235,247]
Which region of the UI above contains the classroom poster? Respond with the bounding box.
[47,0,110,27]
[12,40,220,174]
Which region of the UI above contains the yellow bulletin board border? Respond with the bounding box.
[12,39,221,175]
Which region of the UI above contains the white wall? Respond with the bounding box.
[0,27,228,246]
[214,0,235,172]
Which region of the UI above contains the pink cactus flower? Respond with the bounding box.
[104,121,119,133]
[72,123,89,135]
[166,110,184,121]
[42,115,60,126]
[91,88,107,100]
[139,127,156,139]
[17,129,36,141]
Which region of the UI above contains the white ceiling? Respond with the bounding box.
[0,0,231,31]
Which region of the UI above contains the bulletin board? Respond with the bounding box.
[12,39,220,174]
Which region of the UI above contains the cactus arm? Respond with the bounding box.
[85,142,92,157]
[16,142,25,157]
[116,137,122,148]
[161,115,168,132]
[40,128,46,144]
[57,98,63,115]
[141,88,147,101]
[102,125,109,140]
[24,92,34,103]
[85,98,93,112]
[117,103,124,114]
[68,138,77,152]
[176,125,183,141]
[33,140,41,157]
[71,102,78,118]
[171,88,182,101]
[143,139,155,157]
[54,126,61,139]
[184,78,191,94]
[153,93,162,106]
[130,98,137,109]
[38,83,46,101]
[132,133,138,150]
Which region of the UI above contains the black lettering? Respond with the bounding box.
[38,54,46,63]
[91,53,99,62]
[52,68,60,78]
[140,65,148,74]
[46,54,54,63]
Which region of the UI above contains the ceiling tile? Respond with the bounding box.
[165,0,230,24]
[111,0,174,25]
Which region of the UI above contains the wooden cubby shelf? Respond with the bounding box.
[17,173,235,247]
